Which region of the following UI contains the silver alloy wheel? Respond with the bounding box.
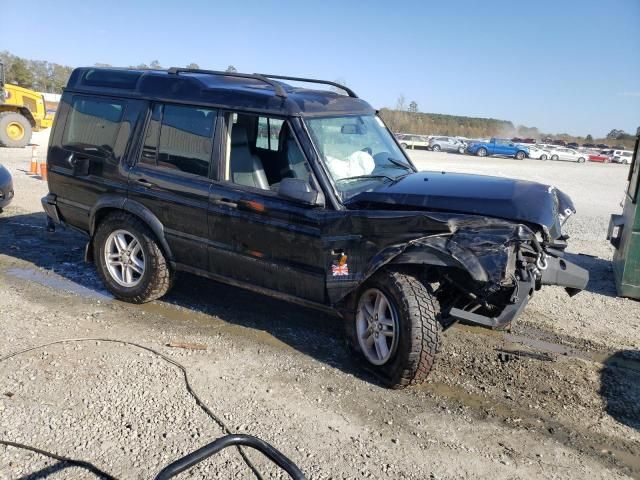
[541,154,547,160]
[104,229,145,287]
[356,288,399,366]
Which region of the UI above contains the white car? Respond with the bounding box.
[524,144,552,160]
[398,134,430,150]
[612,151,633,164]
[548,147,587,163]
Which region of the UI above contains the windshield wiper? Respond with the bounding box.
[336,174,396,183]
[386,157,413,171]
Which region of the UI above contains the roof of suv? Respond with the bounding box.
[65,67,375,117]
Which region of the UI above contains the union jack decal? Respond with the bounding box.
[332,263,349,276]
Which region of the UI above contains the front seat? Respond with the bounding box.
[229,125,269,190]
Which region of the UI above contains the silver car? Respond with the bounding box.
[429,136,467,153]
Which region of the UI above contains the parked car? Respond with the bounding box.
[42,67,588,388]
[548,147,587,163]
[466,138,529,159]
[588,149,614,163]
[0,163,14,213]
[398,134,430,150]
[428,136,467,153]
[524,144,552,160]
[611,151,633,164]
[566,142,579,150]
[596,143,609,149]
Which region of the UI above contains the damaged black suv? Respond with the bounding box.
[42,67,588,388]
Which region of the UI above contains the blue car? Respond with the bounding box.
[466,138,529,159]
[0,163,13,213]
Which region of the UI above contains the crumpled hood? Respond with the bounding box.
[345,171,575,240]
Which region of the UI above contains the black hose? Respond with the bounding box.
[0,338,267,479]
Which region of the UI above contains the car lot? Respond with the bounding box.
[0,133,639,479]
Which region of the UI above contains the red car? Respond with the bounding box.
[588,149,613,163]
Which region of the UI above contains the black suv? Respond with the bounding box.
[42,67,588,388]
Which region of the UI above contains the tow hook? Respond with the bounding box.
[536,252,548,270]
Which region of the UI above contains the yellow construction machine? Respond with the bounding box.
[0,61,54,147]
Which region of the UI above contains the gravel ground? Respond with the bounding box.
[0,133,638,479]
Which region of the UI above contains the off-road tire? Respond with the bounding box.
[94,212,173,303]
[477,147,487,157]
[431,144,441,152]
[515,151,526,160]
[551,154,559,161]
[345,269,442,389]
[0,112,32,148]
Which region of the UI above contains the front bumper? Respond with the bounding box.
[41,193,62,230]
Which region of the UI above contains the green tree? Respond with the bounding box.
[7,58,34,88]
[226,65,237,72]
[585,134,593,142]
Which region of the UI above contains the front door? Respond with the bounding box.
[127,102,217,270]
[207,112,326,302]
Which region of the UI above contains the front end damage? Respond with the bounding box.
[397,219,589,330]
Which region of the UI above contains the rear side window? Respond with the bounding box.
[62,96,125,158]
[140,103,216,177]
[256,117,283,151]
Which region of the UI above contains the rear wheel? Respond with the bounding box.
[515,151,526,160]
[551,154,559,161]
[432,144,441,152]
[94,212,173,303]
[458,147,465,154]
[345,269,441,389]
[477,147,487,157]
[400,143,407,149]
[0,112,32,148]
[540,154,548,161]
[577,157,586,163]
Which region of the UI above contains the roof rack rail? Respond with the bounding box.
[257,74,358,98]
[166,67,288,98]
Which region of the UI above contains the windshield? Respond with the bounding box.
[306,115,414,200]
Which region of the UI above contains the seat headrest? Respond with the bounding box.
[231,125,249,147]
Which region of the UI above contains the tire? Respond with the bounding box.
[551,154,559,161]
[432,144,441,152]
[400,143,407,149]
[345,269,441,389]
[477,147,487,157]
[577,157,586,163]
[515,151,526,160]
[94,212,173,303]
[540,154,548,161]
[0,112,32,148]
[458,147,465,154]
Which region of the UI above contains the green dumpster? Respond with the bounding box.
[608,127,640,299]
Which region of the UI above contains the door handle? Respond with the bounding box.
[137,179,155,188]
[212,198,238,208]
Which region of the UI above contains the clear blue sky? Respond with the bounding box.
[3,0,639,137]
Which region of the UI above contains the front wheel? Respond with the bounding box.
[458,147,465,154]
[400,143,407,149]
[431,144,441,152]
[345,269,441,389]
[476,147,487,157]
[94,212,173,303]
[515,151,526,160]
[540,154,548,161]
[551,154,559,161]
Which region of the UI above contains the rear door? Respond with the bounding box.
[47,94,143,230]
[127,102,217,269]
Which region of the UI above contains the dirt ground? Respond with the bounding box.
[0,132,638,479]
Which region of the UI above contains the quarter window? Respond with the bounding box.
[63,96,125,158]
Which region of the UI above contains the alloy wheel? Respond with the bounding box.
[104,229,145,287]
[356,288,399,365]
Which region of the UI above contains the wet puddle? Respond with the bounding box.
[5,267,112,301]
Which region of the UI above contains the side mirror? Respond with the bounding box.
[278,178,325,207]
